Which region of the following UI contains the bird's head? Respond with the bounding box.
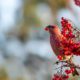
[45,25,61,35]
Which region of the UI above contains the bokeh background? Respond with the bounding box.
[0,0,80,80]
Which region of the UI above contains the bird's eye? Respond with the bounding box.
[47,25,53,28]
[47,25,55,28]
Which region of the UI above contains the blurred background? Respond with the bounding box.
[0,0,80,80]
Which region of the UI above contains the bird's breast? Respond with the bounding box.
[50,35,62,55]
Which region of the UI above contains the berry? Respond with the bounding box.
[65,70,72,74]
[57,55,63,60]
[74,0,80,6]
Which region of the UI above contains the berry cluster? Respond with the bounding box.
[60,17,80,56]
[52,67,75,80]
[65,68,75,74]
[51,17,80,80]
[61,17,74,39]
[52,74,69,80]
[74,0,80,6]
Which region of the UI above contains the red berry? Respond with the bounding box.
[71,68,75,72]
[74,0,80,6]
[64,75,69,79]
[52,74,69,80]
[65,70,72,74]
[57,55,63,60]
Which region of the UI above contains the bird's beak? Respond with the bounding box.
[45,27,49,31]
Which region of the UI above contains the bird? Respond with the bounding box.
[45,25,79,76]
[45,25,70,60]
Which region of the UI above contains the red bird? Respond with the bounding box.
[45,25,79,76]
[45,25,71,60]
